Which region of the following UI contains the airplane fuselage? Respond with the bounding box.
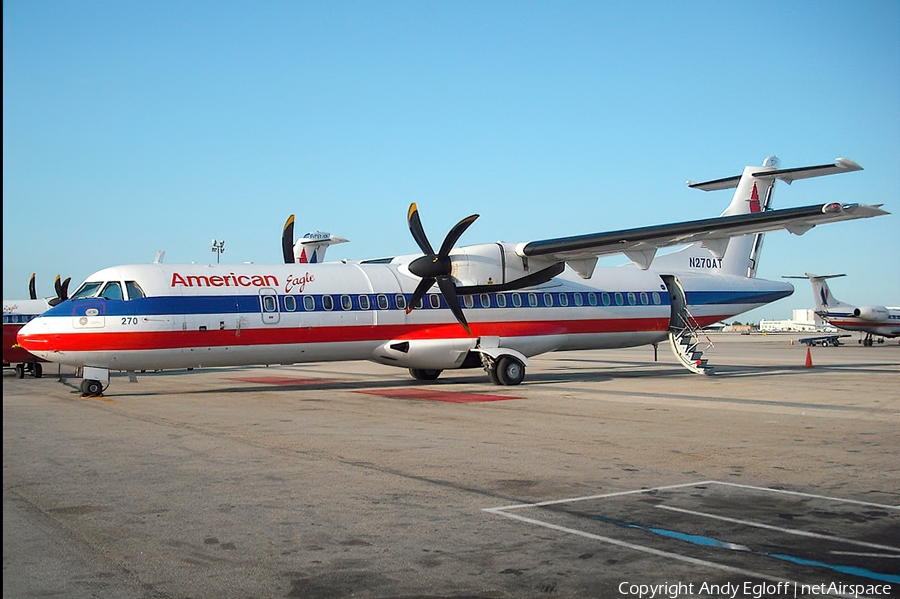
[819,308,900,339]
[18,259,792,374]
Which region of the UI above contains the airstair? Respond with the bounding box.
[662,275,714,375]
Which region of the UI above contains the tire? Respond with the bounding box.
[33,363,43,378]
[409,368,442,381]
[496,356,525,386]
[15,363,25,379]
[81,379,103,396]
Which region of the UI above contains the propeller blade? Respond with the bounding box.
[407,277,435,314]
[438,277,471,334]
[60,277,71,301]
[438,213,479,258]
[29,273,36,300]
[282,215,295,264]
[54,275,62,298]
[407,204,435,255]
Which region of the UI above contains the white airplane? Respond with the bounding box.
[3,274,69,378]
[18,157,887,396]
[785,274,900,345]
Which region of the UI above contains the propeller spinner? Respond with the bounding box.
[405,203,479,334]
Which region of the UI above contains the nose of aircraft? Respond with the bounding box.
[17,316,47,355]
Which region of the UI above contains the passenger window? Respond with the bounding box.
[463,295,474,309]
[359,295,370,310]
[615,293,624,306]
[601,292,610,306]
[512,293,522,308]
[652,292,662,305]
[574,293,583,307]
[100,282,123,301]
[395,294,407,310]
[323,295,334,311]
[377,295,388,310]
[262,295,277,312]
[543,293,553,307]
[284,296,297,312]
[496,294,506,308]
[304,296,315,311]
[640,292,649,305]
[627,293,636,306]
[125,281,146,300]
[429,294,440,309]
[559,294,569,307]
[588,293,598,306]
[341,295,352,310]
[528,293,538,307]
[480,294,490,308]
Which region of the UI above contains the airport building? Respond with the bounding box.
[759,309,836,332]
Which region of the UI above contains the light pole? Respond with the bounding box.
[211,239,225,264]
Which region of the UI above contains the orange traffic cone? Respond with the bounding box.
[805,347,813,368]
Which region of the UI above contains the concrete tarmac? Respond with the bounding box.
[4,334,899,599]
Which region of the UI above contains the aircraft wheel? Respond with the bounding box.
[81,379,103,396]
[33,363,42,378]
[496,356,525,386]
[487,365,500,385]
[15,363,25,379]
[409,368,442,381]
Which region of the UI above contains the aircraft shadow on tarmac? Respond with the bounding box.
[51,357,894,399]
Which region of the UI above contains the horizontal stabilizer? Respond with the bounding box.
[689,158,862,191]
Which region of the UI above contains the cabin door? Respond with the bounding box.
[259,288,281,324]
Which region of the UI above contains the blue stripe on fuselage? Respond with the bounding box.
[39,286,786,319]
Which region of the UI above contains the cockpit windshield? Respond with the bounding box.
[125,281,146,300]
[70,282,103,300]
[69,280,147,301]
[100,282,123,301]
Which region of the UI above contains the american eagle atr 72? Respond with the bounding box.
[18,157,886,396]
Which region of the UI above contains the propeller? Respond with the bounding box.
[48,275,71,307]
[282,214,295,263]
[30,273,70,306]
[405,203,479,334]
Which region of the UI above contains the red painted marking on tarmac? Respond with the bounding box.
[355,388,518,403]
[227,376,332,386]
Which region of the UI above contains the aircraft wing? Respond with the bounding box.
[517,203,888,270]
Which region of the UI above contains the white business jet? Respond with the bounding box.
[785,273,900,345]
[18,157,886,396]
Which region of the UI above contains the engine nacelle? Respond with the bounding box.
[449,243,555,287]
[373,338,478,370]
[852,306,888,321]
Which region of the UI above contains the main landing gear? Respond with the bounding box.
[407,354,527,386]
[486,355,526,386]
[14,361,43,379]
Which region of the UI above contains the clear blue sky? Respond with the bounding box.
[4,0,898,321]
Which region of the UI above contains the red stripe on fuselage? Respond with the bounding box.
[19,316,694,352]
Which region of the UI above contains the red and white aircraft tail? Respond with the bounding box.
[652,156,864,278]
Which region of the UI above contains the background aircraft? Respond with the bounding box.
[18,157,886,396]
[785,274,900,345]
[3,274,68,378]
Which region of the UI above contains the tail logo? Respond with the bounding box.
[748,183,761,213]
[820,285,830,307]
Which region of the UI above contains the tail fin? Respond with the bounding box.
[294,231,349,263]
[654,156,863,278]
[783,273,850,311]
